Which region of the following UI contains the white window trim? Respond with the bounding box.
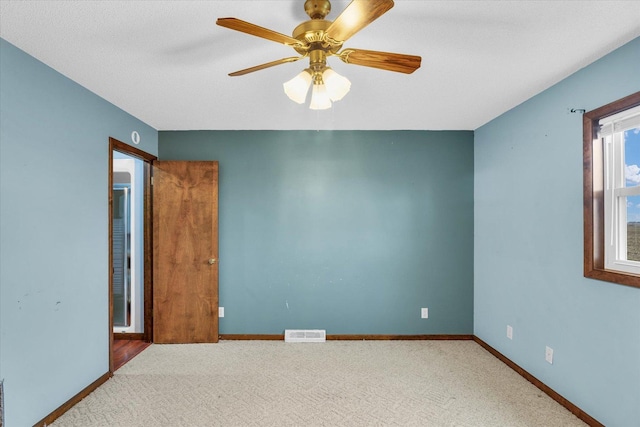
[602,105,640,275]
[599,104,640,136]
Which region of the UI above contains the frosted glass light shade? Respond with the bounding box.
[283,70,312,104]
[309,84,331,110]
[309,84,332,110]
[323,68,351,101]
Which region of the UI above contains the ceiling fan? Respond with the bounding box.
[216,0,422,110]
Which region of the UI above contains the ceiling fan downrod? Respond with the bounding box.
[304,0,332,20]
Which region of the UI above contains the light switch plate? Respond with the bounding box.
[545,346,554,364]
[506,325,513,340]
[421,308,429,319]
[218,307,224,318]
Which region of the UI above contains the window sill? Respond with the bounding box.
[584,266,640,288]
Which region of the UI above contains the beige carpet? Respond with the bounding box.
[52,341,586,426]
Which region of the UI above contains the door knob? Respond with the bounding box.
[208,258,217,265]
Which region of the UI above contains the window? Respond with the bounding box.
[602,104,640,274]
[584,91,640,288]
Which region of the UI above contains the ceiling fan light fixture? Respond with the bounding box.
[283,69,313,104]
[309,83,332,110]
[322,68,351,102]
[218,0,422,109]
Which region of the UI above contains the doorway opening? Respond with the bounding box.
[112,153,143,333]
[109,137,156,373]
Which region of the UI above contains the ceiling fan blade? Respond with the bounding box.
[216,18,302,47]
[228,56,304,77]
[339,48,421,74]
[325,0,394,43]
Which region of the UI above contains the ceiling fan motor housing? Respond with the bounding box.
[293,0,342,57]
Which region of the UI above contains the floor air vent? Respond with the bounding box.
[284,329,326,343]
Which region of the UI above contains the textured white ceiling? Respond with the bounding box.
[1,1,639,131]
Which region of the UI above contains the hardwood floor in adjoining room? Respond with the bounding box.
[113,339,151,371]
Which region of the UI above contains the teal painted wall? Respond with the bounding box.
[0,38,158,426]
[474,37,640,426]
[159,130,474,335]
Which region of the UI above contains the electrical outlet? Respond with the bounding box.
[545,346,554,364]
[506,325,513,340]
[421,308,429,319]
[218,307,224,318]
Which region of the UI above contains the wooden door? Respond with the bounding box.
[153,161,219,343]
